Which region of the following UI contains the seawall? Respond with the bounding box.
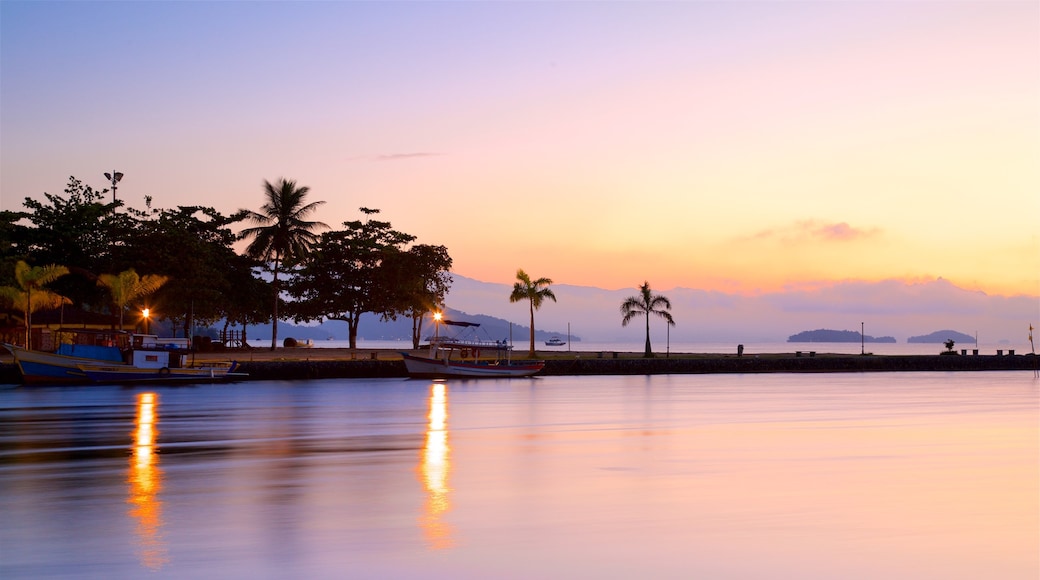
[4,354,1035,384]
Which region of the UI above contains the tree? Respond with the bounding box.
[381,244,453,348]
[18,176,136,308]
[239,179,327,350]
[509,269,556,357]
[97,268,169,331]
[119,206,248,337]
[0,261,70,348]
[287,208,415,348]
[620,281,675,358]
[0,210,29,281]
[220,253,274,347]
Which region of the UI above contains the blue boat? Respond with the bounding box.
[3,331,242,384]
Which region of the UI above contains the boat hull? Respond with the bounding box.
[401,353,543,378]
[3,343,241,385]
[78,361,241,383]
[4,344,104,384]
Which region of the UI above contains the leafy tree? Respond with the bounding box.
[18,177,136,308]
[240,179,327,350]
[220,254,274,347]
[620,281,675,358]
[509,269,556,357]
[118,206,248,337]
[287,208,415,348]
[97,268,169,331]
[381,244,453,348]
[0,261,70,348]
[0,210,29,281]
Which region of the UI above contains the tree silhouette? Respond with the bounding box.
[97,268,169,331]
[0,261,70,348]
[620,281,675,358]
[240,179,327,350]
[509,269,556,357]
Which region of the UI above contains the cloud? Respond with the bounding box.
[743,220,880,244]
[375,152,441,161]
[813,221,870,241]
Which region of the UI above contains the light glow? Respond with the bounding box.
[418,382,453,549]
[127,392,168,569]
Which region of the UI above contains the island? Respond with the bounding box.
[788,329,897,343]
[907,330,976,344]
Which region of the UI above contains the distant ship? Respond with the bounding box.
[545,337,566,346]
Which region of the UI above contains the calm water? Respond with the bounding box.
[1,372,1037,579]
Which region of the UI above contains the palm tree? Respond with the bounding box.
[620,281,675,358]
[0,261,70,348]
[509,268,556,357]
[240,178,327,350]
[97,268,169,331]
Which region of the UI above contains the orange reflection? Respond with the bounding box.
[418,382,454,549]
[127,392,168,569]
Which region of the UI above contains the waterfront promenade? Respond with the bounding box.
[4,348,1033,383]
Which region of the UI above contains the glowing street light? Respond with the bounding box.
[105,171,124,203]
[142,308,150,335]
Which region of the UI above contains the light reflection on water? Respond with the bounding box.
[0,372,1036,579]
[127,392,167,570]
[419,382,453,549]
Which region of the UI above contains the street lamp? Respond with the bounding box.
[142,308,150,335]
[104,171,124,203]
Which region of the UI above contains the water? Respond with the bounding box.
[251,338,1028,357]
[1,373,1037,579]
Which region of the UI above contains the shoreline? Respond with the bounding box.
[4,349,1035,383]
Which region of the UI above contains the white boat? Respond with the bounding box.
[403,318,543,378]
[545,337,566,346]
[401,352,544,378]
[3,331,243,384]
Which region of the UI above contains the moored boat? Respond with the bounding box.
[76,361,240,383]
[401,352,544,378]
[2,331,243,384]
[404,316,543,378]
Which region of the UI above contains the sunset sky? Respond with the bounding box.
[2,1,1037,297]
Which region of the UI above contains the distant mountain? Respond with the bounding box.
[444,274,1033,345]
[210,273,1036,347]
[231,307,579,344]
[788,329,896,343]
[907,330,976,344]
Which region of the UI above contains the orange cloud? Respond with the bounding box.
[744,220,881,244]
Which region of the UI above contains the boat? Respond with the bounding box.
[545,337,566,346]
[76,360,239,383]
[2,330,243,384]
[401,352,544,378]
[402,318,543,378]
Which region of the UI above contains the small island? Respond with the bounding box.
[907,330,976,344]
[788,329,896,343]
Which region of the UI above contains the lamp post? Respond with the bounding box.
[104,171,124,203]
[861,322,865,355]
[142,308,150,335]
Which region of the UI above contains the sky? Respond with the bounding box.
[2,1,1038,301]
